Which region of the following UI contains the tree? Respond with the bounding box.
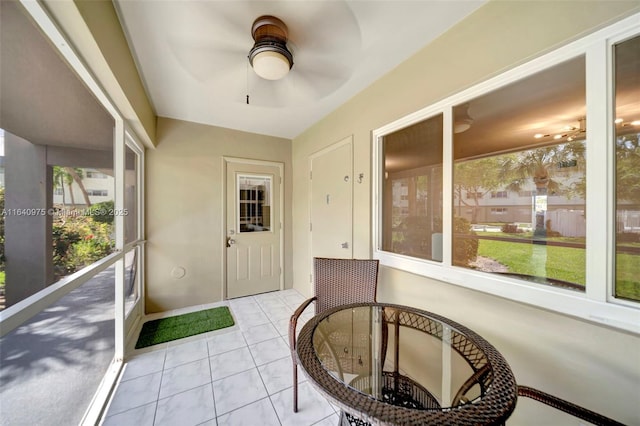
[453,157,503,222]
[498,140,586,237]
[65,167,91,207]
[53,166,69,206]
[52,167,92,207]
[616,133,640,204]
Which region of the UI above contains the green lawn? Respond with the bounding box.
[615,253,640,301]
[477,239,586,285]
[476,239,640,301]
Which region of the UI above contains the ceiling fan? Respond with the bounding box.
[165,2,361,108]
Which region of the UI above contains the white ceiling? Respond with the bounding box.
[114,1,486,139]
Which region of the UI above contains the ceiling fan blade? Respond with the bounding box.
[169,2,250,50]
[286,55,353,102]
[245,73,292,108]
[166,39,247,84]
[282,1,361,55]
[160,1,258,84]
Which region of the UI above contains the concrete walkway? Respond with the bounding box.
[0,266,115,426]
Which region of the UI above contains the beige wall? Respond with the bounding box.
[292,1,640,424]
[146,118,292,313]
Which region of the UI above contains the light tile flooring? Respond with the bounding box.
[101,289,341,426]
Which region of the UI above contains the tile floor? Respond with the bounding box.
[101,289,341,426]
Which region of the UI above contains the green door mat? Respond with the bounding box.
[135,306,235,349]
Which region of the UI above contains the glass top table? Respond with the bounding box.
[296,303,517,425]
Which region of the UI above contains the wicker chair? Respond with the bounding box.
[517,386,625,426]
[289,257,379,413]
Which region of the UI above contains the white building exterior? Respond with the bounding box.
[53,169,114,206]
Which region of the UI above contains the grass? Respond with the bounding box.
[477,239,586,285]
[476,238,640,301]
[615,253,640,301]
[477,231,586,244]
[135,306,234,349]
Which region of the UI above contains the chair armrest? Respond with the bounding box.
[517,386,624,426]
[452,364,492,406]
[289,297,317,354]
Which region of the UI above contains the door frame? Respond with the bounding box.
[222,157,284,300]
[308,136,354,284]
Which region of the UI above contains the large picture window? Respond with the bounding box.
[373,15,640,334]
[453,56,587,290]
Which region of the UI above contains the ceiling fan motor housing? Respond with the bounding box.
[249,15,294,79]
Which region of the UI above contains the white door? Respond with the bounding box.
[226,160,282,299]
[310,137,353,261]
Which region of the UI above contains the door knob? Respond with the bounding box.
[341,242,349,249]
[226,237,236,247]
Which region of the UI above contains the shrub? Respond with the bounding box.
[70,237,113,267]
[52,219,83,278]
[453,216,479,267]
[501,223,520,234]
[87,200,114,224]
[545,219,562,237]
[52,213,114,280]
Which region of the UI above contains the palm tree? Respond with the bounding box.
[52,167,92,207]
[52,166,68,207]
[499,140,586,237]
[65,167,91,207]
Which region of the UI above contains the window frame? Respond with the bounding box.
[124,134,145,319]
[372,12,640,335]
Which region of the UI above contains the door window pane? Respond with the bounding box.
[238,175,272,233]
[614,35,640,302]
[381,114,443,261]
[453,56,587,291]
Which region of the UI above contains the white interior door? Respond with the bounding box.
[226,160,282,299]
[310,137,353,261]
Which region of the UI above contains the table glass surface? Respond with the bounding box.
[311,305,494,411]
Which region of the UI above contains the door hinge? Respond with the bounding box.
[310,223,312,231]
[310,274,313,283]
[309,170,312,179]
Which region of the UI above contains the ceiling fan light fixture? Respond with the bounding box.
[249,16,293,81]
[453,103,473,134]
[453,118,473,134]
[249,43,293,80]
